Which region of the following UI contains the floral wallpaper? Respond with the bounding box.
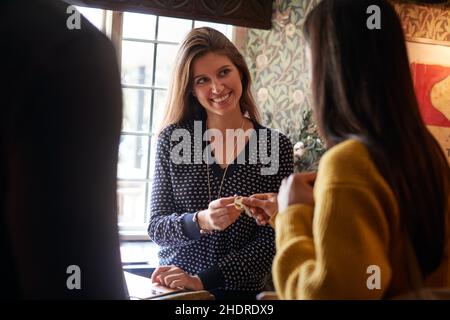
[240,0,449,172]
[392,1,450,43]
[242,0,323,172]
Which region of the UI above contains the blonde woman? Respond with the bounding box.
[148,27,293,299]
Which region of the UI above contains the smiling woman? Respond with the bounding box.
[191,53,243,119]
[116,14,233,238]
[148,27,294,299]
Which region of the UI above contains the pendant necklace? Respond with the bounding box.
[206,117,245,203]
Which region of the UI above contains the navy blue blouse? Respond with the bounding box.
[148,120,293,293]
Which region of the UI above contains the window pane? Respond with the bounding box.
[194,21,232,40]
[75,6,104,31]
[122,88,151,133]
[149,136,158,181]
[123,12,156,40]
[118,135,149,179]
[144,182,152,225]
[118,16,233,233]
[154,44,178,88]
[121,41,154,86]
[157,16,192,42]
[117,181,147,225]
[152,89,168,134]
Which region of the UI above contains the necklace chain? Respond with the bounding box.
[206,117,245,203]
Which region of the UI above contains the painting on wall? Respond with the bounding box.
[407,41,450,163]
[393,1,450,162]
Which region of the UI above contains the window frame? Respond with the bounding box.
[84,9,235,240]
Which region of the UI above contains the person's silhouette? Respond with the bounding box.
[0,0,126,299]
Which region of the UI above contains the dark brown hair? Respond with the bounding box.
[159,27,261,133]
[304,0,449,276]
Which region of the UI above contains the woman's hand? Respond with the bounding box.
[277,172,317,213]
[197,196,241,231]
[240,193,278,226]
[151,265,204,291]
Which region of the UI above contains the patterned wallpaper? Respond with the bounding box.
[242,0,320,144]
[239,0,449,171]
[392,1,450,43]
[241,0,450,140]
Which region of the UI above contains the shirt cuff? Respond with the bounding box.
[181,213,201,240]
[198,266,225,290]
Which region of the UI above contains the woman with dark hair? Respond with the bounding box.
[148,27,293,299]
[243,0,449,299]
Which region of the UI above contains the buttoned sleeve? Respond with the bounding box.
[148,127,202,246]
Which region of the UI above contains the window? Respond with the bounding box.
[74,6,106,32]
[75,6,232,240]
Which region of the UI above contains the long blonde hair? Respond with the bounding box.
[158,27,261,134]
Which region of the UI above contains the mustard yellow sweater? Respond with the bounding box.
[272,139,450,299]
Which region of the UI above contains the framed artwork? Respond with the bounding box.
[407,40,450,163]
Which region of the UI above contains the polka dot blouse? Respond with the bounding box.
[148,120,293,292]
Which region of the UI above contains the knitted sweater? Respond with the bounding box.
[149,120,293,292]
[272,139,449,299]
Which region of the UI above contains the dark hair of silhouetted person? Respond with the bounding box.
[1,0,126,299]
[303,0,450,277]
